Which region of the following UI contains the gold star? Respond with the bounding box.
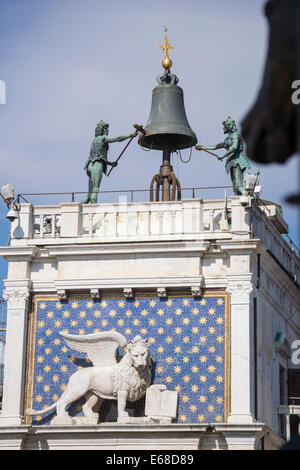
[174,346,182,353]
[217,298,224,306]
[61,346,68,353]
[209,385,216,393]
[109,310,116,318]
[52,394,59,401]
[55,302,62,309]
[199,395,206,403]
[208,404,215,413]
[79,329,85,335]
[189,405,197,413]
[208,327,216,334]
[125,309,132,317]
[117,319,124,326]
[157,309,164,316]
[149,337,155,344]
[191,346,199,353]
[101,319,108,327]
[125,328,132,335]
[192,308,199,315]
[43,385,50,393]
[141,309,148,317]
[45,347,51,355]
[198,414,205,422]
[215,415,223,422]
[183,375,190,383]
[134,300,140,308]
[192,327,199,334]
[175,327,182,335]
[60,384,67,392]
[200,299,206,305]
[166,318,173,326]
[79,311,86,318]
[157,366,164,373]
[166,299,173,307]
[208,365,216,373]
[216,355,223,363]
[86,320,93,327]
[174,366,181,374]
[216,396,223,404]
[44,365,51,373]
[182,356,189,363]
[38,321,45,328]
[140,328,147,335]
[157,346,164,354]
[93,310,101,317]
[149,300,156,308]
[101,300,107,308]
[175,308,182,316]
[183,336,190,343]
[71,302,78,309]
[149,318,155,326]
[118,300,125,308]
[61,365,68,373]
[216,375,223,383]
[208,308,215,315]
[53,356,60,364]
[182,299,189,306]
[39,302,46,310]
[165,336,173,344]
[36,394,43,403]
[182,395,189,403]
[157,327,164,335]
[133,319,140,326]
[191,365,199,373]
[38,338,44,346]
[216,335,224,343]
[208,346,216,353]
[165,376,172,383]
[191,385,198,393]
[182,318,189,325]
[54,338,60,346]
[199,317,207,325]
[71,320,77,327]
[179,414,187,422]
[86,301,93,309]
[200,375,207,383]
[174,385,181,392]
[200,355,207,363]
[36,375,43,383]
[37,356,44,363]
[166,357,173,364]
[63,310,70,318]
[54,320,62,328]
[200,336,207,344]
[94,328,100,333]
[47,311,54,318]
[216,317,223,325]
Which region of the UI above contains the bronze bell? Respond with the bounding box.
[141,81,197,151]
[139,31,197,202]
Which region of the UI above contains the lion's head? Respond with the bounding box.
[127,336,151,371]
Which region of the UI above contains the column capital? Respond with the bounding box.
[3,287,30,309]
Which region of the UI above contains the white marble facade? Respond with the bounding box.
[0,196,299,450]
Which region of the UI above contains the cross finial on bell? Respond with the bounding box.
[159,26,174,71]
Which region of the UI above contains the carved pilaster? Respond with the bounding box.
[3,288,29,309]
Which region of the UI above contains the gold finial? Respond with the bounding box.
[159,26,174,71]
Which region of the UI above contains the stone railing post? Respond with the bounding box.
[59,203,82,238]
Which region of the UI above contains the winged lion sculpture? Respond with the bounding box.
[26,331,152,425]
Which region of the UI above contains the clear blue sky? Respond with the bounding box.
[0,0,299,297]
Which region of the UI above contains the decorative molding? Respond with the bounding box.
[157,287,167,299]
[123,288,134,299]
[56,289,67,300]
[90,288,101,300]
[191,285,202,298]
[3,289,30,309]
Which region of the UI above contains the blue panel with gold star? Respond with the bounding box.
[25,293,229,425]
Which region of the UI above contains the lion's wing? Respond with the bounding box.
[59,331,127,367]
